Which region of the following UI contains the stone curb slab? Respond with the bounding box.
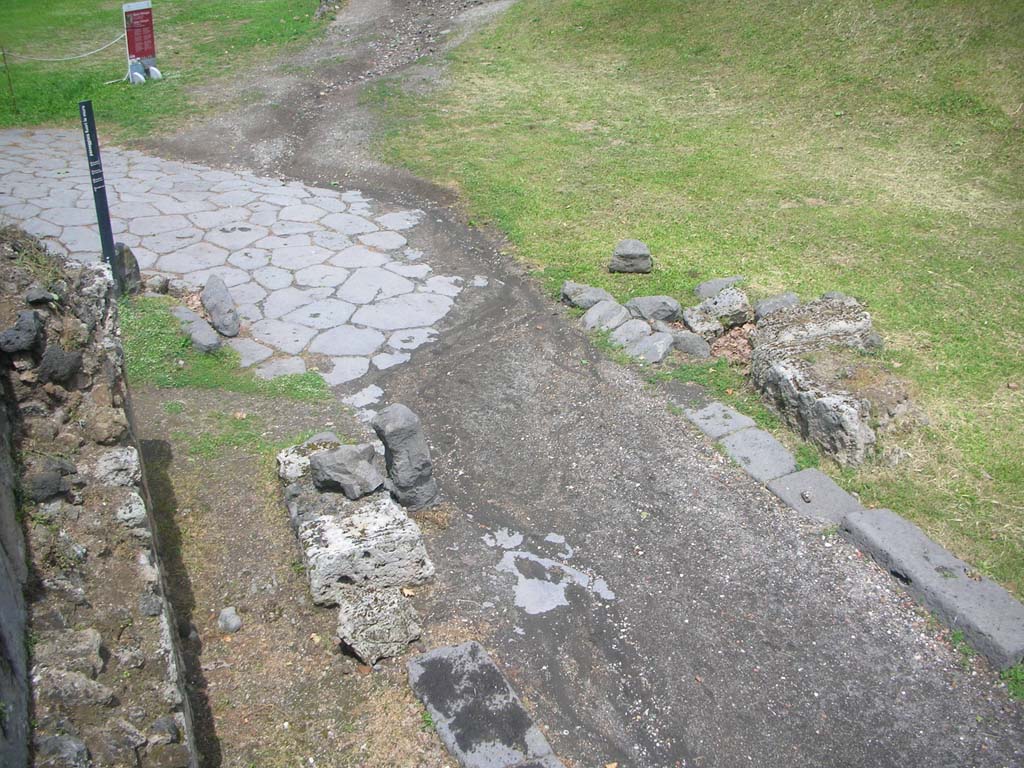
[686,402,755,440]
[718,427,796,483]
[766,468,863,524]
[842,509,1024,670]
[408,642,565,768]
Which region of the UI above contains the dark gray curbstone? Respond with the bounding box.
[767,468,863,524]
[842,509,1024,670]
[719,428,797,483]
[408,642,565,768]
[686,402,756,440]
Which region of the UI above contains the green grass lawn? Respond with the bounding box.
[0,0,324,134]
[371,0,1024,594]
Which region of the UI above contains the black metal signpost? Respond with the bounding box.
[78,100,116,265]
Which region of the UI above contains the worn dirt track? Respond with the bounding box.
[144,2,1024,766]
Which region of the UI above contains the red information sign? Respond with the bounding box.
[123,1,156,62]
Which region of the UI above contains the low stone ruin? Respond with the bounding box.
[0,230,196,767]
[275,404,439,665]
[565,250,918,466]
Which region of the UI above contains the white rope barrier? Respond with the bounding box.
[4,33,126,63]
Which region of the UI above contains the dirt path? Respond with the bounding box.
[140,2,1024,767]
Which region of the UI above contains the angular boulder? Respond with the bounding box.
[560,280,614,310]
[698,286,752,329]
[625,332,674,364]
[201,275,240,337]
[609,318,651,348]
[371,404,439,510]
[277,431,344,483]
[608,239,652,273]
[681,306,724,340]
[625,295,681,322]
[581,300,630,332]
[310,444,385,500]
[0,310,44,354]
[336,589,422,664]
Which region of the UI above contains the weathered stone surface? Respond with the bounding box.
[226,338,272,368]
[25,284,57,305]
[624,332,673,364]
[187,317,221,353]
[560,281,613,310]
[625,295,681,322]
[114,490,148,532]
[754,292,799,321]
[681,306,724,340]
[695,275,744,299]
[201,275,240,337]
[751,296,880,465]
[671,329,711,358]
[336,588,422,664]
[371,404,439,510]
[26,471,65,502]
[0,310,43,353]
[276,432,343,482]
[719,428,797,483]
[33,734,89,767]
[298,496,434,605]
[699,286,752,329]
[85,405,128,445]
[145,274,169,294]
[91,447,141,487]
[409,642,565,768]
[32,668,115,707]
[609,319,651,348]
[309,444,385,500]
[581,300,629,332]
[33,629,104,678]
[90,718,146,765]
[37,345,82,384]
[608,239,652,273]
[767,468,863,524]
[217,607,242,634]
[843,509,1024,670]
[112,243,142,295]
[686,402,756,440]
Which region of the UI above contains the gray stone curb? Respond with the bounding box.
[408,642,566,768]
[686,401,755,440]
[766,468,863,525]
[842,509,1024,670]
[718,427,797,483]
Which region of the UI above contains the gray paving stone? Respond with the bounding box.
[409,642,565,768]
[686,402,756,440]
[61,226,101,254]
[376,210,422,231]
[229,281,268,306]
[205,224,267,250]
[322,356,370,385]
[352,293,454,331]
[263,287,318,319]
[389,328,437,351]
[182,266,250,290]
[254,266,294,290]
[307,196,347,213]
[228,249,270,271]
[250,319,317,355]
[843,509,1024,670]
[39,206,95,226]
[336,267,414,304]
[373,351,411,370]
[254,234,309,250]
[311,230,354,251]
[279,203,327,222]
[309,325,385,356]
[423,275,464,297]
[158,242,229,273]
[128,214,190,236]
[255,356,307,379]
[227,338,273,368]
[719,428,797,483]
[359,230,408,250]
[323,212,379,235]
[188,207,252,229]
[329,245,391,268]
[237,303,263,323]
[386,262,432,280]
[767,468,863,524]
[141,227,204,254]
[294,264,351,288]
[270,244,332,270]
[283,300,356,329]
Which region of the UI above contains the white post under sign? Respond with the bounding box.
[122,1,161,84]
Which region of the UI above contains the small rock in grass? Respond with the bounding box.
[217,607,242,634]
[672,329,711,358]
[581,300,630,331]
[699,286,752,328]
[188,318,221,353]
[625,295,681,322]
[610,319,652,348]
[561,280,614,309]
[625,332,674,363]
[608,239,653,273]
[145,274,169,294]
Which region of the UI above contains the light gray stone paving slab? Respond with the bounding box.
[132,247,158,269]
[329,245,390,268]
[308,196,347,213]
[842,509,1024,670]
[151,197,214,215]
[230,282,268,306]
[128,214,189,236]
[211,189,259,206]
[336,267,415,304]
[323,356,371,385]
[686,402,757,440]
[142,227,204,254]
[60,226,101,254]
[323,212,378,235]
[283,300,356,330]
[182,266,251,290]
[311,230,354,251]
[205,224,267,250]
[270,244,332,270]
[719,428,797,483]
[254,234,309,250]
[373,351,411,370]
[376,210,422,231]
[228,249,269,271]
[188,207,251,229]
[227,338,273,368]
[253,266,294,290]
[409,642,565,768]
[294,264,351,288]
[767,468,863,524]
[158,242,228,273]
[343,385,384,408]
[423,275,464,297]
[263,287,317,319]
[309,325,385,356]
[280,203,327,222]
[352,293,454,331]
[250,209,280,227]
[20,217,61,238]
[386,262,431,280]
[389,328,437,351]
[251,319,317,355]
[237,304,263,323]
[359,230,408,250]
[38,207,95,226]
[255,356,307,379]
[272,220,320,236]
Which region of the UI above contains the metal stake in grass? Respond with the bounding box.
[1,46,18,114]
